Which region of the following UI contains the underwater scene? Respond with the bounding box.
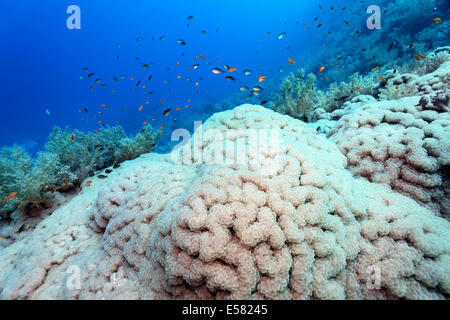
[0,0,449,301]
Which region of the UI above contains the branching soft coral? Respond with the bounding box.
[273,69,317,121]
[115,125,160,162]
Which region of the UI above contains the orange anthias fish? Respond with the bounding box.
[258,75,266,82]
[139,105,144,111]
[5,192,18,202]
[379,76,386,82]
[86,180,92,185]
[288,58,296,65]
[228,67,238,72]
[71,134,75,142]
[319,66,325,72]
[414,53,426,61]
[355,87,361,90]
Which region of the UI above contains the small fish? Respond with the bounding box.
[18,224,30,232]
[45,109,51,116]
[408,43,414,49]
[228,67,238,72]
[160,35,165,40]
[4,192,17,202]
[335,94,351,102]
[212,68,223,74]
[319,66,325,72]
[139,105,143,111]
[355,87,361,90]
[105,169,112,174]
[260,101,268,106]
[240,86,248,91]
[432,17,442,24]
[187,15,194,20]
[201,30,207,35]
[253,86,263,91]
[71,135,75,142]
[136,36,143,42]
[388,41,396,51]
[113,164,120,169]
[86,180,92,185]
[258,75,266,82]
[317,23,322,28]
[163,108,171,117]
[288,58,296,64]
[277,32,286,40]
[88,73,95,78]
[243,70,252,75]
[373,66,380,72]
[192,64,200,69]
[177,39,186,46]
[98,174,108,179]
[379,76,386,82]
[355,30,360,34]
[225,76,235,81]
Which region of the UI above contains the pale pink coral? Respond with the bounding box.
[0,105,448,300]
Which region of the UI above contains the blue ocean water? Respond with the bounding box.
[0,0,448,153]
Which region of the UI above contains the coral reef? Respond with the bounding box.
[0,105,448,300]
